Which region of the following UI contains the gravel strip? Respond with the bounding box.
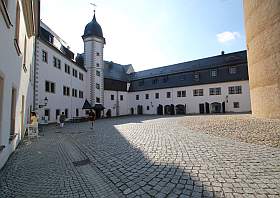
[178,114,280,148]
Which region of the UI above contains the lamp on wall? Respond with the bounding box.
[39,97,48,108]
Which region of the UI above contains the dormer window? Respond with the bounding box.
[152,78,158,84]
[138,80,144,86]
[229,66,237,74]
[211,69,217,77]
[194,72,200,81]
[163,76,168,83]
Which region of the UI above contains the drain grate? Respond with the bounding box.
[72,158,91,167]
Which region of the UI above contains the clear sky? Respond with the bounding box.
[40,0,246,71]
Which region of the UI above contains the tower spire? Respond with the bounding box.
[90,3,97,20]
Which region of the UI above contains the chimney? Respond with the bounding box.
[221,51,225,55]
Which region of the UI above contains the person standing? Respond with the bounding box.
[88,110,96,130]
[30,112,38,126]
[59,112,66,128]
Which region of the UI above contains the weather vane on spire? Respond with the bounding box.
[90,3,97,14]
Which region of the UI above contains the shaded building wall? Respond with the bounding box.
[243,0,280,119]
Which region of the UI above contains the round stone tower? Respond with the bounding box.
[82,12,105,106]
[243,0,280,119]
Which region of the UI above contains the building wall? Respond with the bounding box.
[36,39,87,123]
[104,91,129,117]
[0,0,38,169]
[243,0,280,119]
[127,80,251,115]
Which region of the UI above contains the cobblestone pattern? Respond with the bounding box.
[0,115,280,198]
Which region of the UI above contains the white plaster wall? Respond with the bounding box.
[104,91,129,117]
[128,81,251,115]
[0,1,37,169]
[36,40,87,123]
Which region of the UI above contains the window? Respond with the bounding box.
[177,91,181,97]
[96,70,100,76]
[76,109,79,117]
[233,102,240,108]
[23,37,27,68]
[111,95,114,100]
[53,57,61,69]
[0,77,4,138]
[72,69,77,77]
[15,2,20,44]
[10,88,17,137]
[177,90,186,97]
[147,106,150,110]
[152,78,158,84]
[42,50,48,63]
[228,86,242,94]
[96,52,100,56]
[79,91,83,98]
[209,87,221,95]
[193,89,203,96]
[96,83,100,89]
[229,66,237,74]
[155,93,159,99]
[45,81,55,93]
[63,86,70,96]
[145,94,149,99]
[166,92,171,98]
[3,0,8,7]
[163,76,168,83]
[194,72,200,81]
[72,89,77,97]
[64,64,70,74]
[96,63,100,67]
[79,72,84,81]
[44,109,50,120]
[65,109,68,118]
[96,97,100,103]
[120,95,123,101]
[138,80,144,86]
[211,69,217,77]
[136,95,139,100]
[56,109,60,120]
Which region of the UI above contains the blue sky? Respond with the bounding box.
[41,0,246,71]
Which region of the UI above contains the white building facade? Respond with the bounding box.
[0,0,39,169]
[33,13,251,123]
[35,22,87,123]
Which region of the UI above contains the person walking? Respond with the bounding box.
[59,112,66,128]
[88,110,96,130]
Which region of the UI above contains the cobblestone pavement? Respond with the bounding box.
[0,115,280,198]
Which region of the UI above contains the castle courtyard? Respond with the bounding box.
[0,115,279,198]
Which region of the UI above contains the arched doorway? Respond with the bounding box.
[210,102,222,113]
[205,102,210,114]
[157,105,163,115]
[170,104,175,115]
[176,104,186,115]
[164,105,171,115]
[137,105,143,115]
[222,102,226,113]
[130,108,134,115]
[106,109,111,118]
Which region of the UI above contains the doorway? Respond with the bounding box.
[199,103,205,114]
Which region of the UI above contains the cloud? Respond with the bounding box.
[216,31,241,43]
